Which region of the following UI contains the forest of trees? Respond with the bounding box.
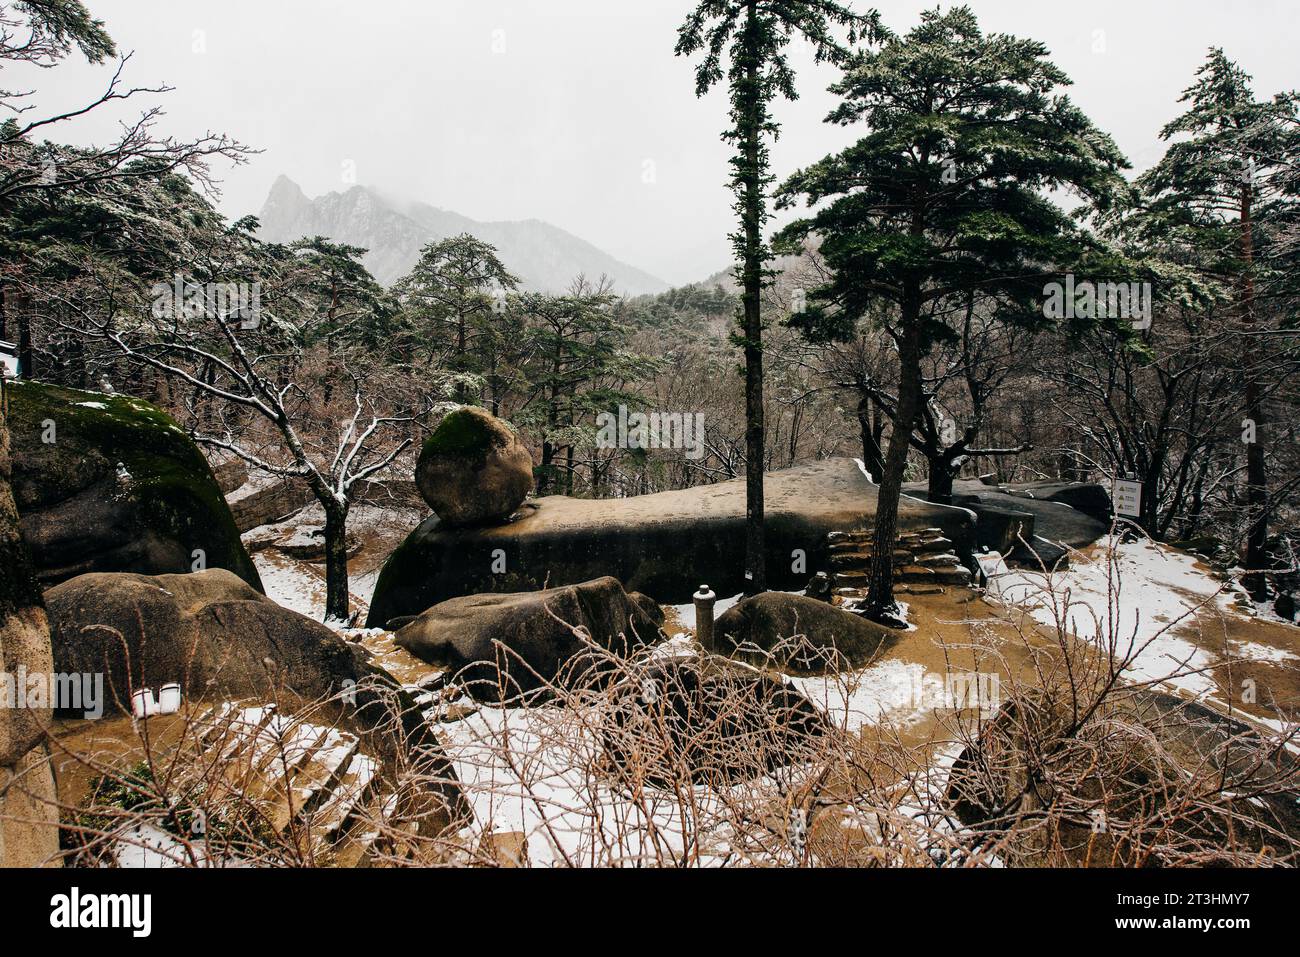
[2,2,1297,624]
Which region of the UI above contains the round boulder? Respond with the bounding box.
[710,592,899,675]
[393,576,663,702]
[46,569,378,720]
[415,406,533,527]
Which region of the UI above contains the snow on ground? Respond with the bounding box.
[987,536,1242,699]
[253,550,328,620]
[789,659,944,733]
[245,502,422,624]
[439,705,733,867]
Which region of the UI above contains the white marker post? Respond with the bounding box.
[694,585,717,648]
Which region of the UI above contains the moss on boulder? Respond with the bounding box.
[415,406,533,527]
[5,380,261,591]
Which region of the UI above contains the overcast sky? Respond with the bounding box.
[18,0,1300,285]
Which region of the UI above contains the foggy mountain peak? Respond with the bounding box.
[256,176,670,295]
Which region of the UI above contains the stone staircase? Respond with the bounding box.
[825,527,974,597]
[114,704,400,867]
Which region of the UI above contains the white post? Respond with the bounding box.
[694,585,717,648]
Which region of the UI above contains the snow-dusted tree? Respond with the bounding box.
[0,0,249,376]
[394,233,520,408]
[44,226,443,623]
[1134,49,1300,591]
[776,7,1129,623]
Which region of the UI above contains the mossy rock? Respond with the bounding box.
[4,380,261,591]
[415,406,533,527]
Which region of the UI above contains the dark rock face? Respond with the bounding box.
[393,576,664,702]
[1008,481,1113,526]
[711,593,898,674]
[6,381,261,591]
[415,406,533,527]
[926,479,1109,567]
[369,458,976,627]
[602,656,828,788]
[45,569,373,719]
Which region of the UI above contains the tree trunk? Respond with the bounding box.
[1240,182,1269,597]
[15,294,32,380]
[322,498,351,623]
[857,391,886,479]
[865,318,923,623]
[926,454,955,506]
[739,4,766,594]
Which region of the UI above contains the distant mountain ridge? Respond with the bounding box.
[256,175,670,295]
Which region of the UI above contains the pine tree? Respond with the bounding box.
[777,5,1128,623]
[676,0,877,594]
[395,233,519,405]
[1136,49,1300,596]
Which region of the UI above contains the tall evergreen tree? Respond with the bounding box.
[777,5,1128,623]
[676,0,877,594]
[1135,49,1300,595]
[395,233,519,404]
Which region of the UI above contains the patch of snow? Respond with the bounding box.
[987,537,1227,699]
[113,823,209,868]
[253,551,326,619]
[788,659,940,733]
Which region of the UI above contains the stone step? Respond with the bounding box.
[266,729,362,834]
[916,553,963,569]
[898,565,936,582]
[830,550,915,568]
[305,752,380,842]
[325,791,391,868]
[910,536,954,554]
[933,567,974,585]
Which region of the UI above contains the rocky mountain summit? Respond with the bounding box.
[257,175,670,294]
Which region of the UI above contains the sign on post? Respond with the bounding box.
[1113,479,1142,519]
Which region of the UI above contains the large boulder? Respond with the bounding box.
[1006,480,1113,526]
[947,689,1300,866]
[5,381,261,590]
[46,569,378,720]
[948,479,1109,548]
[415,406,533,527]
[602,656,828,788]
[369,458,976,626]
[393,576,664,701]
[710,592,898,674]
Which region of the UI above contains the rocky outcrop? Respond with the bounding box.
[1002,480,1113,526]
[415,406,533,527]
[6,381,261,590]
[368,458,976,627]
[393,576,663,702]
[0,389,59,867]
[905,478,1110,568]
[46,569,391,722]
[710,592,898,674]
